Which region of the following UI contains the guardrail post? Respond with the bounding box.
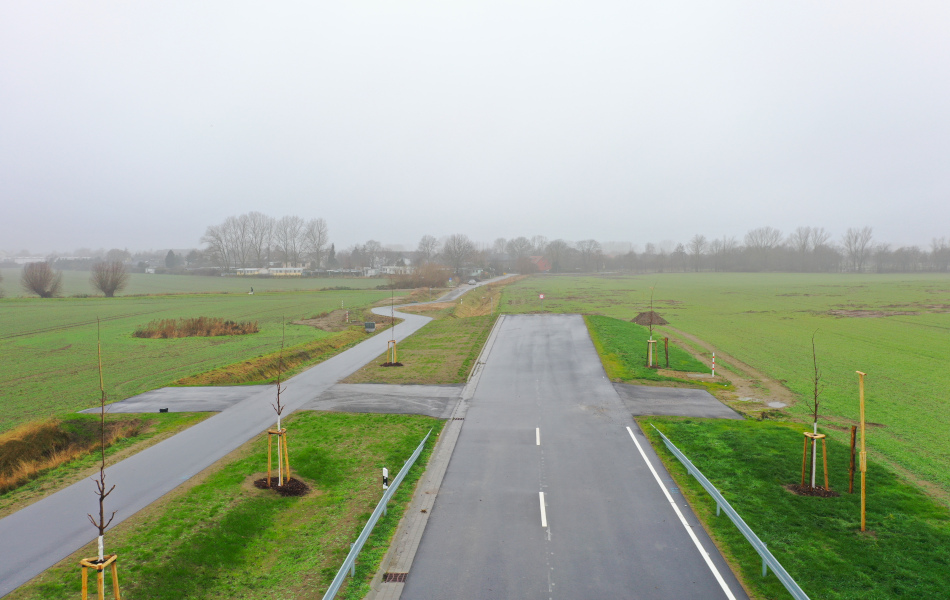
[762,546,768,577]
[716,502,721,516]
[350,544,356,577]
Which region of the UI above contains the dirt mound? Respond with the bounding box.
[632,311,668,326]
[253,476,310,496]
[828,310,918,318]
[294,309,351,332]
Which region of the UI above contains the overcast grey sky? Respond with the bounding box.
[2,1,948,254]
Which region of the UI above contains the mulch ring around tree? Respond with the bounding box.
[253,476,310,497]
[784,483,840,498]
[380,362,404,367]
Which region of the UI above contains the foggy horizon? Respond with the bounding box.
[3,1,949,254]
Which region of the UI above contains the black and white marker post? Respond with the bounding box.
[382,468,389,490]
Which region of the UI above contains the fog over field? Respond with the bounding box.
[2,1,949,253]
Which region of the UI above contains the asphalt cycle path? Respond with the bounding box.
[400,314,748,600]
[0,277,511,597]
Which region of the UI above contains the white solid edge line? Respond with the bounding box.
[626,426,737,600]
[539,492,548,527]
[536,427,541,446]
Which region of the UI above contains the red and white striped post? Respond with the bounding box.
[712,352,716,377]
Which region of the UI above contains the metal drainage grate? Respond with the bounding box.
[452,417,465,421]
[383,572,408,583]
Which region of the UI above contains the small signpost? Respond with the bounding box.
[539,293,544,310]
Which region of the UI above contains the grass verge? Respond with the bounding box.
[174,316,395,386]
[0,412,209,519]
[642,417,950,599]
[585,315,708,382]
[344,314,495,385]
[10,411,443,600]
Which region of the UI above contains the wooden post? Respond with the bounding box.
[267,429,290,486]
[80,554,120,600]
[822,438,830,490]
[857,371,867,531]
[664,337,669,368]
[801,434,808,486]
[849,425,856,494]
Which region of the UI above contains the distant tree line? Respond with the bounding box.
[201,212,329,270]
[195,220,949,275]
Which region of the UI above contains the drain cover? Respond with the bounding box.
[383,572,408,583]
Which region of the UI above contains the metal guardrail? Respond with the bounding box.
[651,425,809,600]
[322,429,432,600]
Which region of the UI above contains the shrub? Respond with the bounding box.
[133,317,259,338]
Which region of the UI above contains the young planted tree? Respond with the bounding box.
[268,321,290,487]
[89,321,116,560]
[21,261,63,297]
[803,331,824,488]
[90,261,129,297]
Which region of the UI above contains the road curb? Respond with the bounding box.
[365,314,506,600]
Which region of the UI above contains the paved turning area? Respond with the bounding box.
[0,306,434,597]
[81,384,462,420]
[613,383,743,419]
[398,314,747,600]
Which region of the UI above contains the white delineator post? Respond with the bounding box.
[712,352,716,377]
[383,467,389,490]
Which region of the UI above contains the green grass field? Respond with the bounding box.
[585,315,708,382]
[502,273,950,497]
[0,289,391,433]
[644,417,950,599]
[9,411,442,600]
[0,268,385,297]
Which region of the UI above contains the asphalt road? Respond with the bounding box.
[0,276,513,597]
[400,314,747,600]
[0,305,432,597]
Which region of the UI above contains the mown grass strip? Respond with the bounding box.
[584,315,707,381]
[174,324,387,386]
[642,417,950,599]
[10,411,443,600]
[344,314,496,385]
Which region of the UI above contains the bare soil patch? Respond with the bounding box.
[253,476,310,497]
[784,483,840,498]
[827,309,919,318]
[660,326,799,418]
[293,309,350,332]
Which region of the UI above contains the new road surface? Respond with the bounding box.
[399,314,747,600]
[0,278,510,597]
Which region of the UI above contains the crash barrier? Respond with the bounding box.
[651,425,810,600]
[321,429,432,600]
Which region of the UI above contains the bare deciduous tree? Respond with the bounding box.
[442,233,475,278]
[530,235,548,254]
[842,226,874,272]
[687,234,707,271]
[303,217,329,269]
[21,262,62,298]
[545,239,571,273]
[274,215,305,267]
[576,239,602,272]
[90,261,129,297]
[417,234,440,264]
[505,237,533,259]
[247,211,274,267]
